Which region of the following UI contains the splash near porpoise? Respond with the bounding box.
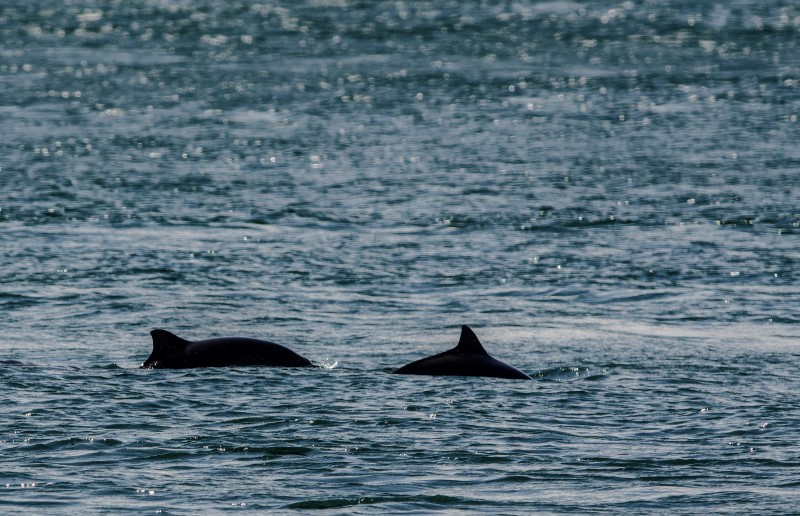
[142,325,530,379]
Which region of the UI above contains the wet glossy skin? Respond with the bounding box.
[393,326,531,380]
[142,330,314,369]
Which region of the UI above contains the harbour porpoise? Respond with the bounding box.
[393,325,531,380]
[141,329,315,369]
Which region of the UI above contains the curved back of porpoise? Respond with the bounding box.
[141,329,314,369]
[392,325,531,380]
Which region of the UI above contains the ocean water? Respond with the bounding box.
[1,0,799,512]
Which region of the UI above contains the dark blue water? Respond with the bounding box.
[2,0,799,512]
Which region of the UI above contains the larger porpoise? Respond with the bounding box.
[141,329,315,369]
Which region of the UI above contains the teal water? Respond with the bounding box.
[1,1,799,512]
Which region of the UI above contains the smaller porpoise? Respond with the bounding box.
[141,329,314,369]
[393,325,531,380]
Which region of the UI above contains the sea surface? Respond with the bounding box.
[1,0,799,513]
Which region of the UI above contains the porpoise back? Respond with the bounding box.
[141,329,314,369]
[393,325,531,380]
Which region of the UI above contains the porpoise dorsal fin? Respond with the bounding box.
[454,325,489,355]
[150,329,190,359]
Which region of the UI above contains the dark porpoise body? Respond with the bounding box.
[141,329,314,369]
[393,325,531,380]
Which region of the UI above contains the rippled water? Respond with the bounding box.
[2,0,799,512]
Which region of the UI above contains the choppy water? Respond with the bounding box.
[2,0,799,512]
